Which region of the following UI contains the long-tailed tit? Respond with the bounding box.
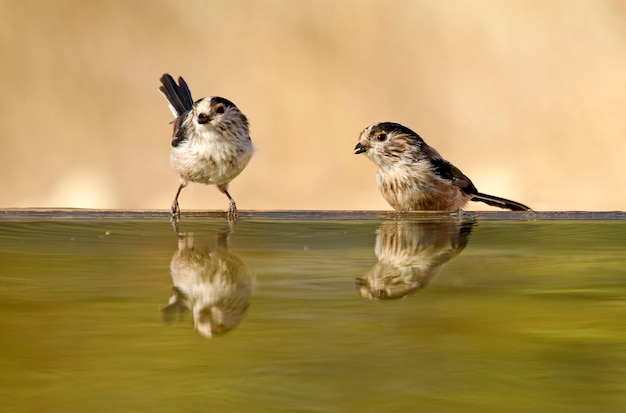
[162,229,254,338]
[356,219,474,300]
[159,74,254,224]
[354,122,531,211]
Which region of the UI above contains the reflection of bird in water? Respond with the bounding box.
[357,219,474,300]
[162,228,254,338]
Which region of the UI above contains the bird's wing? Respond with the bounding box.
[424,145,531,211]
[170,115,188,147]
[426,151,479,195]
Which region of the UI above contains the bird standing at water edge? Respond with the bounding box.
[159,74,254,226]
[354,122,531,212]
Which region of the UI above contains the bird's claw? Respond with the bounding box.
[170,200,181,233]
[227,200,238,224]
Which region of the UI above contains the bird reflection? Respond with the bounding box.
[161,227,254,338]
[356,219,475,300]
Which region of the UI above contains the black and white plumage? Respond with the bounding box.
[159,74,254,225]
[354,122,531,212]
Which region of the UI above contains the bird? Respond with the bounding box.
[162,228,254,338]
[354,122,531,212]
[159,74,254,225]
[356,219,474,300]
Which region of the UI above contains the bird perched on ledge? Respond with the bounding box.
[159,74,254,225]
[354,122,531,212]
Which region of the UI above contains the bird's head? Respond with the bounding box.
[193,96,249,139]
[354,122,425,167]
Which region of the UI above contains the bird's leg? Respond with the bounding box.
[218,184,237,224]
[170,183,186,230]
[226,193,238,224]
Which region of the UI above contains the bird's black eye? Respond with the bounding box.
[375,132,387,142]
[214,104,225,115]
[198,113,209,124]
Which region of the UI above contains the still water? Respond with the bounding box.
[1,211,625,412]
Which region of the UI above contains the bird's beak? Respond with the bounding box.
[354,142,368,154]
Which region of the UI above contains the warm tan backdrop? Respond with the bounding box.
[2,1,625,211]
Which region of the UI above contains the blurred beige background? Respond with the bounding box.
[2,0,625,211]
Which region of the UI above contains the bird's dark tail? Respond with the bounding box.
[471,192,531,211]
[159,74,194,117]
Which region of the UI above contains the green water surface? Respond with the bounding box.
[1,212,625,412]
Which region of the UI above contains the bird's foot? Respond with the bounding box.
[170,200,181,233]
[227,200,238,224]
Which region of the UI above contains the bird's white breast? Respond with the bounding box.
[376,161,468,211]
[170,128,254,186]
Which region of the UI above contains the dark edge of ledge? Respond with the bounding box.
[0,209,625,221]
